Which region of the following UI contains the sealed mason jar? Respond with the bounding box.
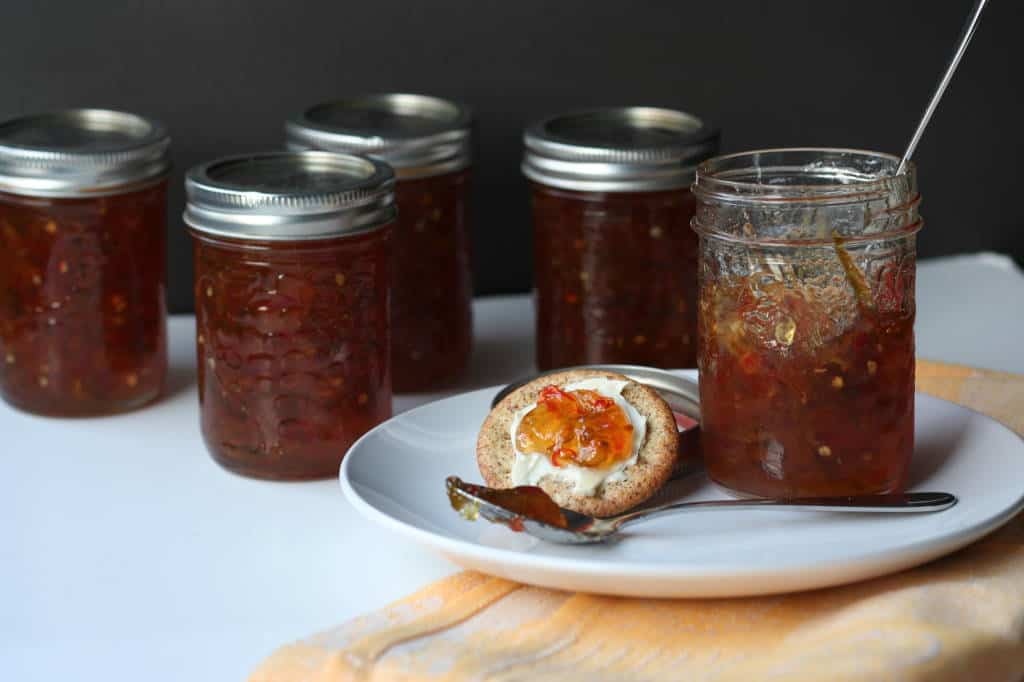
[0,109,170,416]
[286,94,473,392]
[692,149,921,497]
[523,107,720,371]
[185,151,395,480]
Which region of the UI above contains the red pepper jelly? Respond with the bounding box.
[185,151,396,480]
[523,108,719,371]
[516,385,635,469]
[0,109,170,416]
[692,149,921,497]
[287,94,473,392]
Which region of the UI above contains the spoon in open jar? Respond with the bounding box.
[446,477,957,545]
[896,0,988,174]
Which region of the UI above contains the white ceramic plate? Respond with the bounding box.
[340,370,1024,598]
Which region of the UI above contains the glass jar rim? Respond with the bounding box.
[692,147,922,247]
[693,147,915,205]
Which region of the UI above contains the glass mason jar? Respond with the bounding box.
[692,149,921,497]
[286,94,473,392]
[0,109,170,416]
[523,107,720,371]
[185,151,395,480]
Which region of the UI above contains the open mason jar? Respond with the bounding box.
[523,107,719,371]
[185,151,395,480]
[286,94,473,392]
[692,149,921,497]
[0,109,170,416]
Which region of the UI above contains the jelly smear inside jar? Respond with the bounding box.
[516,385,635,469]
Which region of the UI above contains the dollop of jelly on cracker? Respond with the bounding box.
[515,385,635,469]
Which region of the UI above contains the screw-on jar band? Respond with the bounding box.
[184,151,396,241]
[0,109,170,198]
[286,94,472,180]
[523,107,719,193]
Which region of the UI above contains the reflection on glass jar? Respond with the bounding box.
[523,107,719,371]
[186,151,395,480]
[287,94,473,392]
[0,109,170,416]
[692,149,922,497]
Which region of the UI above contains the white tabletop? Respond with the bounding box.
[4,252,1023,682]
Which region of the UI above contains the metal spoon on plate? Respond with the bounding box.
[447,476,957,545]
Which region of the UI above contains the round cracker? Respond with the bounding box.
[477,369,679,517]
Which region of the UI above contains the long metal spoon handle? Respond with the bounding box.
[613,492,957,530]
[897,0,989,174]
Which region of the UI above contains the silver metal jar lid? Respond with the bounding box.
[0,109,171,197]
[285,93,472,179]
[184,151,396,241]
[522,107,719,193]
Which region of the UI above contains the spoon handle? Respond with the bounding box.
[897,0,989,174]
[612,492,957,530]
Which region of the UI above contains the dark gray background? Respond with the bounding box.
[1,0,1019,313]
